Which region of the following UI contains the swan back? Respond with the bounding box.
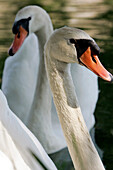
[0,151,14,170]
[0,90,57,170]
[71,63,98,130]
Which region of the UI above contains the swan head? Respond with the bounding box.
[45,27,113,82]
[8,5,52,56]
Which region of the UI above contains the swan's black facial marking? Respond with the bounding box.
[8,17,31,56]
[12,17,31,34]
[69,38,100,64]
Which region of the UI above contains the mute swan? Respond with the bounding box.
[2,5,98,154]
[0,89,57,170]
[45,27,113,170]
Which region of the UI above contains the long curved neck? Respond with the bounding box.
[45,56,105,170]
[27,21,53,128]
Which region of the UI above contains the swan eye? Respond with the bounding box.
[69,39,76,44]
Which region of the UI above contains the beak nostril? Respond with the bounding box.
[91,56,97,63]
[17,32,20,39]
[8,48,14,56]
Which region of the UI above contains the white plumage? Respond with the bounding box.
[0,89,57,170]
[2,6,98,154]
[0,151,13,170]
[2,33,39,124]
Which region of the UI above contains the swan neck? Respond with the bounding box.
[27,22,53,128]
[47,59,79,108]
[45,55,105,170]
[33,21,53,107]
[35,23,53,58]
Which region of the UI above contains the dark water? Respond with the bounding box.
[0,0,113,169]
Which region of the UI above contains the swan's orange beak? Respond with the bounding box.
[79,47,113,82]
[8,26,28,56]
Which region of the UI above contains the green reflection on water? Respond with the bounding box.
[94,3,113,168]
[0,0,113,169]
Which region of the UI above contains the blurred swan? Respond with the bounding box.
[0,89,57,170]
[0,151,13,170]
[2,5,98,154]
